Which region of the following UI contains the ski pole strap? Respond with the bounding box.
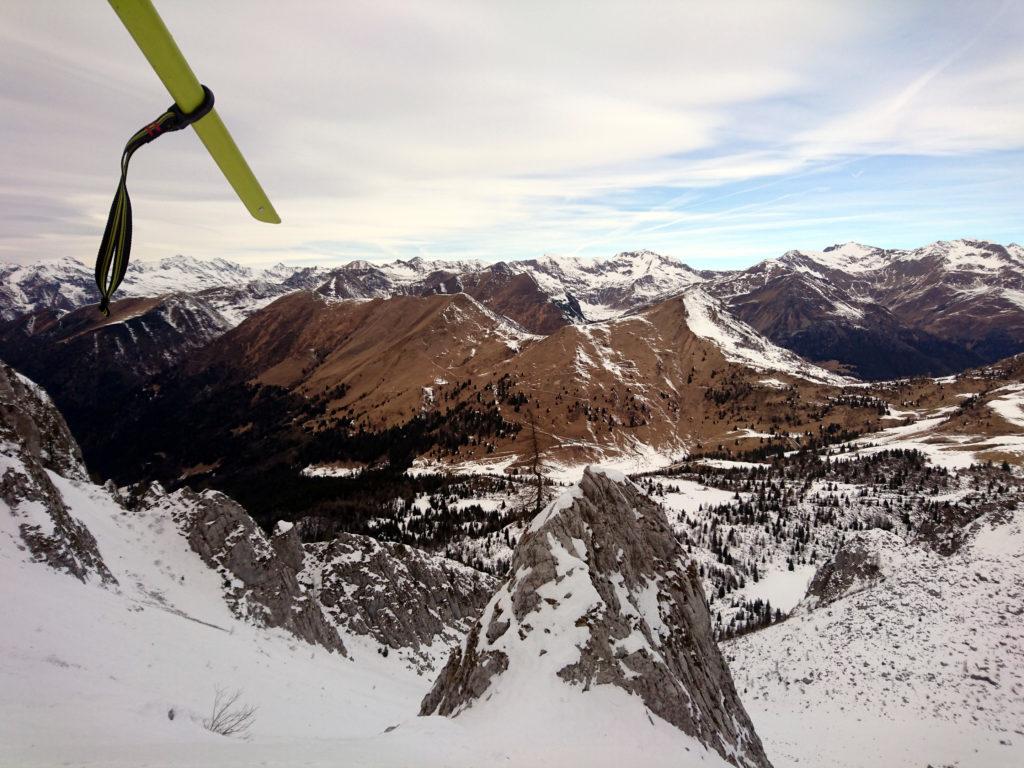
[94,85,215,315]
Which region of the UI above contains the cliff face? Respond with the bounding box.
[0,363,113,583]
[300,532,498,669]
[125,485,347,655]
[421,466,772,768]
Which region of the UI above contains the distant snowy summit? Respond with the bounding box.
[778,239,1024,276]
[708,239,1024,379]
[3,238,1023,379]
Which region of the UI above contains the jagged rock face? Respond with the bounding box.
[0,364,87,482]
[800,530,900,611]
[910,488,1018,556]
[421,466,772,768]
[0,364,113,582]
[300,533,498,667]
[130,485,345,655]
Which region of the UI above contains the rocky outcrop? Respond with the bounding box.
[300,533,498,668]
[799,529,900,611]
[0,363,88,481]
[0,363,113,583]
[130,485,345,655]
[421,466,772,768]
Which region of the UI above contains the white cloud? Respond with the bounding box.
[0,0,1021,268]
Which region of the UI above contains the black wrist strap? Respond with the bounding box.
[94,85,215,316]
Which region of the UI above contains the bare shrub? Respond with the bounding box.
[203,687,257,738]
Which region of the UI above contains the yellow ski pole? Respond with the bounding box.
[96,0,279,314]
[108,0,280,224]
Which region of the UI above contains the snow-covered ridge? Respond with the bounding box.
[507,250,704,320]
[681,287,848,385]
[8,239,1019,330]
[357,256,485,283]
[776,238,1024,277]
[0,254,312,322]
[421,466,771,768]
[781,242,892,274]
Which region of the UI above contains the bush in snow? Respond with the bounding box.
[203,688,257,739]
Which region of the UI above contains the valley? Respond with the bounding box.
[2,242,1023,767]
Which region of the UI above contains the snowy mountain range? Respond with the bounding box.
[5,239,1024,515]
[3,238,1024,768]
[709,239,1024,378]
[4,239,1022,379]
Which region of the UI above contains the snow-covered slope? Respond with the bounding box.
[726,508,1024,768]
[681,287,847,385]
[1,471,438,767]
[781,242,893,274]
[0,368,500,766]
[508,250,704,320]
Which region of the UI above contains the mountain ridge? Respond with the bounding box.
[5,238,1021,380]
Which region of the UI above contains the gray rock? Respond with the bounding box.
[0,363,88,481]
[301,532,497,669]
[135,485,346,655]
[421,466,772,768]
[0,363,113,583]
[419,623,508,715]
[799,529,902,612]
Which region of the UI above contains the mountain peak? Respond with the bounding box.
[784,243,889,274]
[911,239,1024,272]
[421,466,772,768]
[787,239,1021,276]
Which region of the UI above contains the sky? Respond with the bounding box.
[1,0,1022,270]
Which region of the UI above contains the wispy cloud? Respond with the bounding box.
[0,0,1021,269]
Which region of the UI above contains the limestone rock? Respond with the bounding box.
[421,466,772,768]
[0,363,112,582]
[136,485,345,655]
[301,532,497,669]
[800,529,902,612]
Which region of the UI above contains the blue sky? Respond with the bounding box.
[1,1,1022,269]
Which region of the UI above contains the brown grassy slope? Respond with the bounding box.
[201,291,892,470]
[472,295,882,466]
